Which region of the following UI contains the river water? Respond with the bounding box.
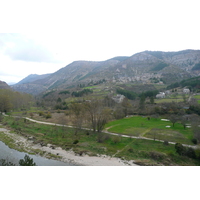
[0,141,75,166]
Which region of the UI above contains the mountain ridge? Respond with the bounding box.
[11,49,200,95]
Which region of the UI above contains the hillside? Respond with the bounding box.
[15,73,51,85]
[0,81,12,90]
[11,50,200,95]
[167,75,200,92]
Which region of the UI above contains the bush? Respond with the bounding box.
[19,155,36,166]
[73,139,79,144]
[163,140,169,146]
[195,149,200,159]
[45,112,52,119]
[175,143,187,156]
[112,136,121,144]
[128,148,134,153]
[0,159,15,166]
[187,147,196,159]
[97,133,110,143]
[149,151,166,160]
[192,138,198,145]
[38,111,44,116]
[175,143,196,159]
[0,114,3,122]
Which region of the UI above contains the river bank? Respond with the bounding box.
[0,125,138,166]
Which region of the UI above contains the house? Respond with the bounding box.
[183,88,190,94]
[165,90,171,95]
[156,92,165,98]
[112,94,125,103]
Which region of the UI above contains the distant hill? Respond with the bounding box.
[11,49,200,95]
[0,81,11,90]
[15,73,51,85]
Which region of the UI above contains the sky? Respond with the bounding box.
[0,0,199,84]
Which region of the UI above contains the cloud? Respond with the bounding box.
[0,33,60,63]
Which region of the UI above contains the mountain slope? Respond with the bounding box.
[11,49,200,95]
[15,73,51,85]
[0,81,12,90]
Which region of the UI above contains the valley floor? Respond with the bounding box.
[0,126,138,166]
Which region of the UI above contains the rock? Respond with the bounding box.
[47,144,51,147]
[55,147,62,150]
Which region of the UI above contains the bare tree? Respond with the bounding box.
[191,115,200,143]
[168,114,179,127]
[180,115,188,129]
[84,100,111,132]
[69,102,85,135]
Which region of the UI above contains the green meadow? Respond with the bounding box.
[105,116,193,145]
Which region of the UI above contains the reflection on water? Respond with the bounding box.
[0,141,75,166]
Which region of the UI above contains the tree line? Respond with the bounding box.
[0,89,33,113]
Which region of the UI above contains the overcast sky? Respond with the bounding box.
[0,0,199,84]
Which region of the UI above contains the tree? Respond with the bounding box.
[84,100,111,132]
[121,98,132,116]
[175,143,186,156]
[191,116,200,143]
[19,155,36,166]
[182,94,187,103]
[0,94,12,113]
[139,95,146,110]
[69,102,85,135]
[180,115,188,129]
[150,96,154,104]
[168,114,178,127]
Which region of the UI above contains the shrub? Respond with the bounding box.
[149,151,166,160]
[65,111,70,116]
[0,114,3,122]
[175,143,187,156]
[192,138,198,145]
[175,143,196,159]
[73,139,79,145]
[112,136,121,144]
[97,133,110,143]
[45,112,52,119]
[19,155,36,166]
[38,111,44,116]
[186,147,196,159]
[195,149,200,159]
[163,140,169,145]
[0,159,15,166]
[128,148,134,153]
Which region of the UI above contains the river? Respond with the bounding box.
[0,141,76,166]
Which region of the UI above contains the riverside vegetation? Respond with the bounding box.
[1,112,200,166]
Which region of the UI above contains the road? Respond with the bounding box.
[3,113,199,149]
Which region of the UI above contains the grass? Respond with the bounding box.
[194,95,200,99]
[155,98,183,103]
[1,115,200,165]
[105,116,194,145]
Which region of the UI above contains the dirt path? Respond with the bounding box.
[11,115,200,149]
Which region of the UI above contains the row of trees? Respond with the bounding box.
[0,89,33,113]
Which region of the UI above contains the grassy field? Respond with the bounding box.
[154,98,184,103]
[1,115,200,165]
[105,116,194,145]
[194,95,200,104]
